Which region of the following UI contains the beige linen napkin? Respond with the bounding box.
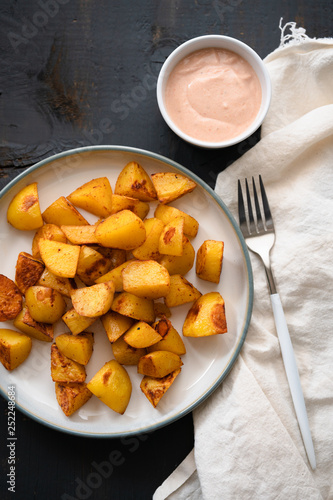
[154,22,333,500]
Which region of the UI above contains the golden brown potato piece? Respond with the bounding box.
[112,335,146,366]
[87,359,132,414]
[14,304,53,342]
[71,281,115,318]
[124,321,162,349]
[153,301,171,318]
[25,286,66,324]
[158,236,195,276]
[122,260,170,300]
[60,225,99,245]
[51,344,86,383]
[92,247,126,270]
[62,308,96,335]
[110,194,150,219]
[37,268,76,298]
[95,259,134,292]
[111,292,155,323]
[0,274,23,321]
[55,332,94,365]
[32,224,67,259]
[132,218,164,260]
[164,274,201,308]
[39,239,80,278]
[7,182,43,231]
[42,196,89,226]
[148,318,186,356]
[137,350,183,378]
[183,292,227,337]
[101,311,134,343]
[95,210,146,250]
[140,368,181,407]
[76,246,111,285]
[151,172,196,204]
[0,328,32,371]
[55,382,92,417]
[67,177,113,218]
[159,217,184,257]
[154,204,199,237]
[196,240,224,284]
[114,161,157,201]
[15,252,45,295]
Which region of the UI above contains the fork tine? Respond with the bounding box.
[245,178,256,234]
[259,175,274,230]
[237,180,247,227]
[252,177,264,232]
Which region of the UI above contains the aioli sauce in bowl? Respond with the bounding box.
[164,48,262,143]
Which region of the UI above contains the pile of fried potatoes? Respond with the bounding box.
[0,161,227,417]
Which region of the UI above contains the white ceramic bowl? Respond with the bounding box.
[156,35,271,148]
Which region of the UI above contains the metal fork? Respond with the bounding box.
[238,176,316,470]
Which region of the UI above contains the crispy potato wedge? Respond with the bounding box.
[0,274,23,321]
[95,259,134,291]
[55,332,94,365]
[114,161,157,202]
[151,172,196,204]
[122,260,170,300]
[137,350,183,378]
[183,292,227,337]
[39,239,80,278]
[55,382,92,416]
[76,245,111,285]
[196,240,224,284]
[95,210,146,250]
[112,335,146,365]
[71,281,115,318]
[67,177,113,218]
[32,224,67,259]
[0,328,32,371]
[158,236,195,276]
[164,274,201,308]
[37,268,76,298]
[101,311,134,343]
[111,292,155,323]
[51,344,86,383]
[62,308,96,335]
[132,218,164,260]
[14,304,53,342]
[159,216,184,257]
[154,204,199,238]
[15,252,45,295]
[7,182,43,231]
[140,368,181,407]
[148,318,186,356]
[60,225,99,245]
[124,321,162,349]
[110,194,150,219]
[25,286,66,324]
[42,196,89,226]
[87,359,132,414]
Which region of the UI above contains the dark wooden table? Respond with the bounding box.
[0,1,331,499]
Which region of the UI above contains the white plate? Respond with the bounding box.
[0,146,253,437]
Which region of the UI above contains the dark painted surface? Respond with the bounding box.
[0,1,331,499]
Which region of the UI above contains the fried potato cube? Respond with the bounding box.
[87,359,132,414]
[151,172,196,204]
[132,218,164,260]
[159,216,184,257]
[111,292,155,323]
[164,274,201,308]
[42,196,89,226]
[137,350,183,378]
[196,240,224,284]
[51,344,86,383]
[183,292,227,337]
[67,177,113,218]
[153,301,171,318]
[14,304,53,342]
[39,239,80,278]
[25,286,66,324]
[60,225,99,245]
[148,318,186,356]
[32,224,67,259]
[71,281,115,318]
[15,252,45,295]
[154,204,199,237]
[0,328,32,371]
[37,268,76,298]
[122,260,170,300]
[92,247,126,270]
[159,236,195,276]
[101,311,134,343]
[76,245,111,285]
[0,274,23,322]
[140,368,181,407]
[55,332,94,365]
[95,210,146,250]
[95,259,134,291]
[110,194,150,219]
[124,321,162,349]
[55,382,92,417]
[7,182,43,231]
[112,335,146,365]
[114,161,157,202]
[62,308,96,335]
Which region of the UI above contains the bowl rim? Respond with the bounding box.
[156,34,272,149]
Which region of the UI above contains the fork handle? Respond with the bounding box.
[270,293,316,470]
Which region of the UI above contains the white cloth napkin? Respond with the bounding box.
[154,22,333,500]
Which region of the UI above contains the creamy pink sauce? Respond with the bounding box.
[165,48,262,143]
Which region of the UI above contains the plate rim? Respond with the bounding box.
[0,145,253,438]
